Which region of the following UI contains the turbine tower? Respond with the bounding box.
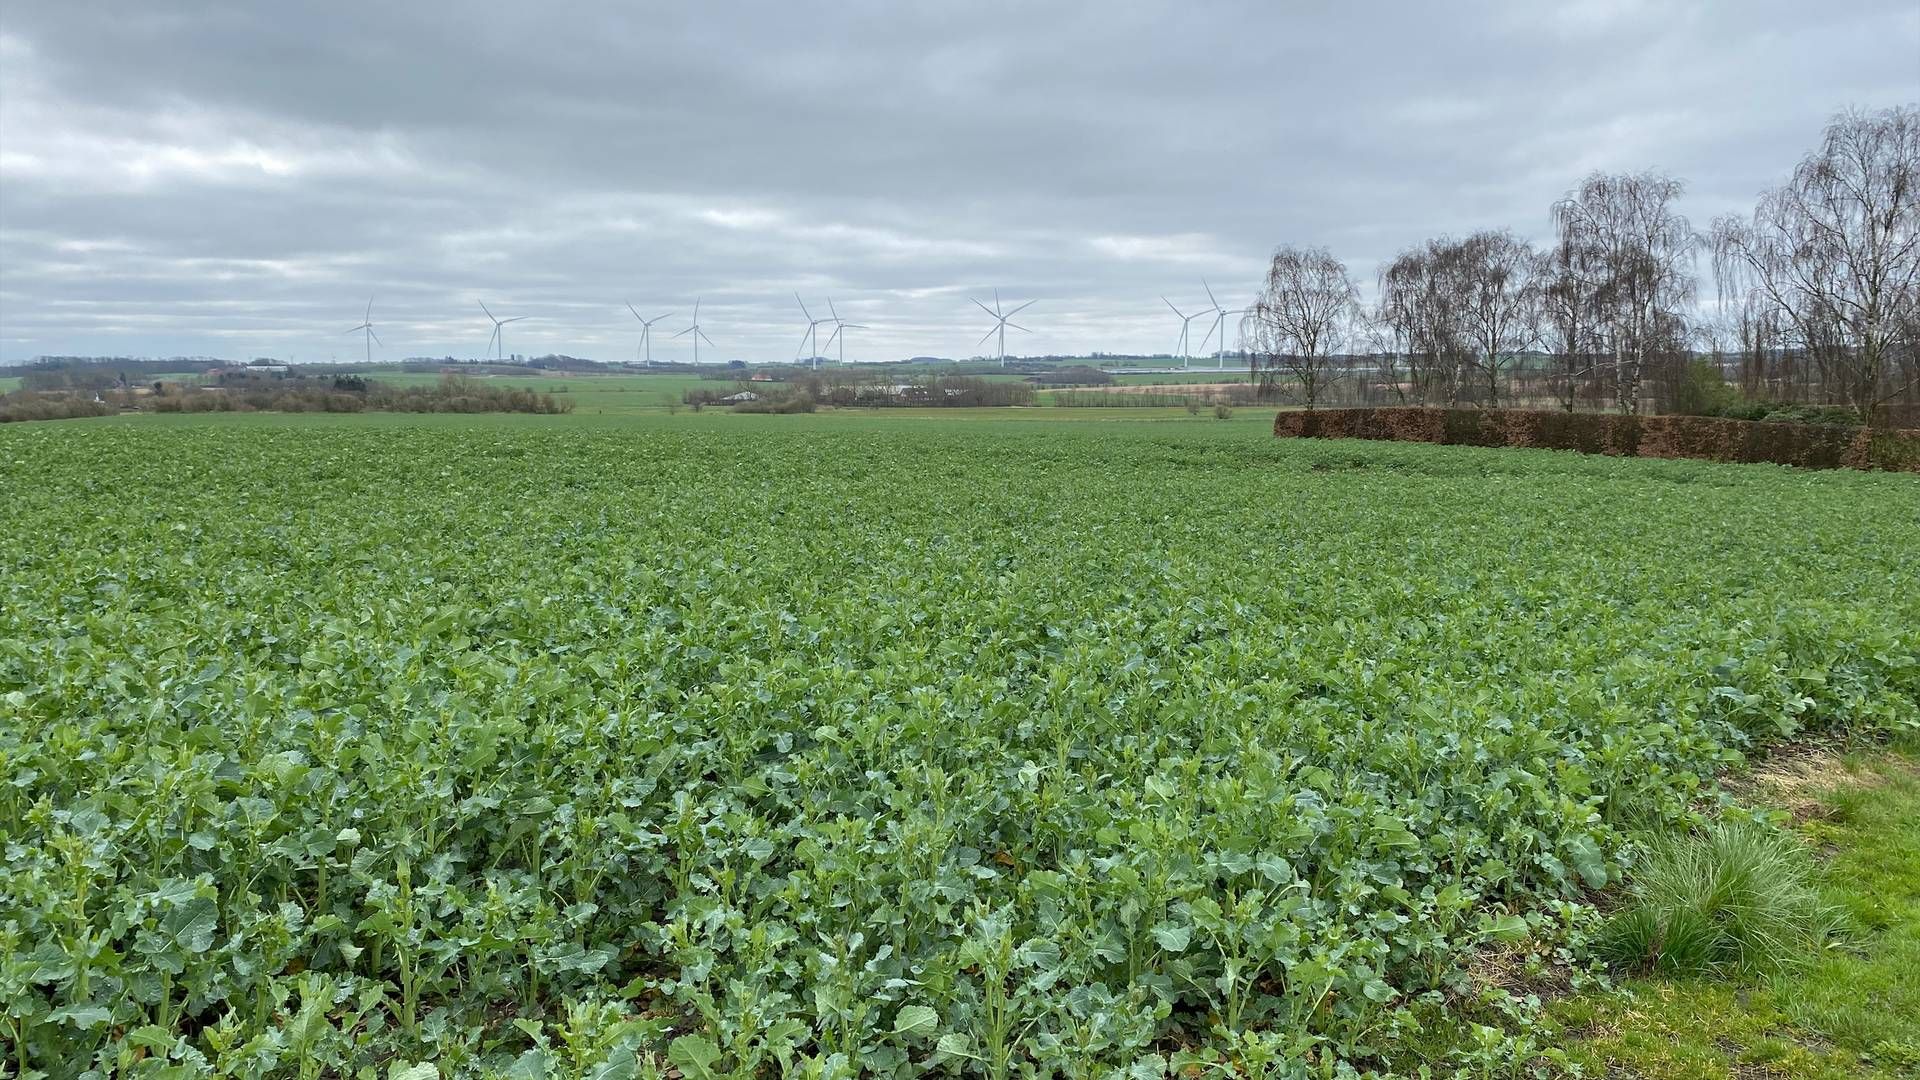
[820,298,867,368]
[672,299,716,364]
[342,294,381,364]
[479,301,528,361]
[794,294,834,366]
[1164,296,1206,369]
[1196,280,1250,369]
[970,290,1036,367]
[625,303,675,367]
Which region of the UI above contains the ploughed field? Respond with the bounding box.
[2,414,1916,1077]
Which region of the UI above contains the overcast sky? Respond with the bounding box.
[1,1,1916,365]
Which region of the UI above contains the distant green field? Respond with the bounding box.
[106,401,1272,430]
[1111,370,1250,385]
[348,370,1262,418]
[0,376,20,392]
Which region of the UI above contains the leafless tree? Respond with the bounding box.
[1551,171,1699,414]
[1376,240,1472,405]
[1539,229,1602,411]
[1453,230,1542,406]
[1359,311,1410,404]
[1715,290,1784,400]
[1247,245,1360,409]
[1711,105,1920,426]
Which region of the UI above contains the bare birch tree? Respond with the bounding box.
[1711,105,1920,426]
[1454,230,1542,406]
[1551,172,1699,413]
[1377,240,1472,405]
[1247,245,1360,409]
[1540,229,1602,411]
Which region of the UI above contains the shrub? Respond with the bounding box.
[1273,407,1920,472]
[1759,404,1864,427]
[1596,821,1843,976]
[1213,403,1233,420]
[0,392,116,423]
[1669,360,1744,417]
[1695,397,1865,427]
[732,393,816,414]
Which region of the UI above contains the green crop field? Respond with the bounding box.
[2,412,1916,1078]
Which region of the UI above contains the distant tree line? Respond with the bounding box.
[2,374,572,422]
[1240,106,1919,427]
[685,371,1039,410]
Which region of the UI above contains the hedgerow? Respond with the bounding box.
[1,419,1914,1077]
[1274,407,1920,472]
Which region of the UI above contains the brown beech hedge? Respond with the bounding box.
[1273,407,1920,472]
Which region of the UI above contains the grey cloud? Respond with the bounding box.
[1,0,1915,363]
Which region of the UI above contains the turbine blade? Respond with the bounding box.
[1203,279,1219,308]
[1005,299,1036,316]
[653,312,674,324]
[693,299,701,320]
[1007,322,1032,333]
[994,288,1002,316]
[672,326,694,338]
[628,301,642,321]
[796,292,812,321]
[366,294,375,321]
[1164,297,1182,317]
[970,297,998,319]
[978,326,999,346]
[369,328,384,346]
[479,300,496,321]
[823,324,841,347]
[827,298,839,322]
[504,316,529,324]
[699,329,715,347]
[343,325,367,334]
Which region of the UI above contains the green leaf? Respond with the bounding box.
[892,1004,939,1036]
[1566,834,1610,889]
[668,1035,724,1080]
[48,1003,111,1029]
[1150,922,1192,952]
[126,1025,176,1051]
[933,1033,978,1061]
[152,896,219,956]
[1485,913,1531,943]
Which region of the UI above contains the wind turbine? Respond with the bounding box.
[673,299,716,364]
[1164,296,1207,369]
[342,294,381,364]
[625,303,675,367]
[479,301,528,361]
[794,294,834,366]
[970,290,1036,367]
[820,298,867,368]
[1196,280,1250,369]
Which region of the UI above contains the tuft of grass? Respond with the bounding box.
[1549,755,1920,1077]
[1596,820,1843,976]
